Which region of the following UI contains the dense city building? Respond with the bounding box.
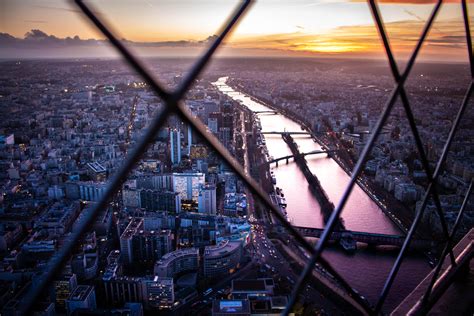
[142,276,175,309]
[203,240,243,278]
[139,189,181,213]
[172,172,205,202]
[66,285,97,316]
[170,128,181,165]
[154,248,200,278]
[198,184,217,215]
[0,54,471,315]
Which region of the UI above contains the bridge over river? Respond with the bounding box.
[261,131,311,135]
[264,149,339,166]
[294,226,433,249]
[253,110,278,114]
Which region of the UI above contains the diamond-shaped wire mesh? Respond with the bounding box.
[18,0,473,314]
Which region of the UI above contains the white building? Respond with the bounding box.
[172,172,205,202]
[170,128,181,164]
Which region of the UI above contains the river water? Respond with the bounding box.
[215,77,430,312]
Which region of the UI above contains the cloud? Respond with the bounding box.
[24,20,48,24]
[25,29,52,39]
[0,21,467,60]
[31,4,83,14]
[0,29,212,50]
[0,29,220,59]
[230,18,467,58]
[403,9,447,36]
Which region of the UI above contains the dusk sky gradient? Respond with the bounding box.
[0,0,472,60]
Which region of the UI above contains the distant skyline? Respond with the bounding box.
[0,0,472,60]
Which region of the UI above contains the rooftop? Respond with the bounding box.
[204,239,241,258]
[155,247,199,267]
[212,299,250,314]
[68,285,93,302]
[120,218,143,240]
[232,279,266,292]
[86,162,106,173]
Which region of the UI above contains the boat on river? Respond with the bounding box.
[339,232,357,253]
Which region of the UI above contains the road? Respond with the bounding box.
[124,95,138,153]
[248,219,344,314]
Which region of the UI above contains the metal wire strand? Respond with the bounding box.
[173,91,374,314]
[17,0,472,314]
[368,0,456,266]
[173,0,253,100]
[374,81,472,313]
[71,1,371,314]
[75,1,171,100]
[284,1,443,314]
[19,0,359,314]
[19,0,251,311]
[97,1,373,313]
[416,13,474,310]
[420,180,473,310]
[19,101,175,314]
[461,0,474,78]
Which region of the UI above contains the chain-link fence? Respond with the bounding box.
[18,0,473,314]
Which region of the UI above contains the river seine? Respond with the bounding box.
[215,77,430,311]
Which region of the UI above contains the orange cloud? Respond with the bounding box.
[229,18,468,59]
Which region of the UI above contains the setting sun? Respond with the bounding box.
[294,42,368,53]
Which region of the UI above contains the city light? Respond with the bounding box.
[0,0,472,315]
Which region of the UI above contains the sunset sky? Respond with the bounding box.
[0,0,471,60]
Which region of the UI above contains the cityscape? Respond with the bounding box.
[0,1,473,315]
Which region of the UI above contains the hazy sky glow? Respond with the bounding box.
[0,0,472,60]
